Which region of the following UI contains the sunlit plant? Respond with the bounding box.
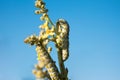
[24,0,70,80]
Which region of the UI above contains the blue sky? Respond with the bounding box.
[0,0,120,80]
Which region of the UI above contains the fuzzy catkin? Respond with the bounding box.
[36,44,61,80]
[56,19,69,61]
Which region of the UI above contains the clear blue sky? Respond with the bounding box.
[0,0,120,80]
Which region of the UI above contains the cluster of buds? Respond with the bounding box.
[24,35,39,46]
[24,0,70,80]
[35,0,48,14]
[32,64,47,79]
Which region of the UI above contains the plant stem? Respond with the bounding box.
[56,45,68,80]
[46,14,55,27]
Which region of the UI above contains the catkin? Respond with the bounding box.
[56,19,69,61]
[36,43,60,80]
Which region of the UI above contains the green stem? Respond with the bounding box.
[56,45,68,80]
[46,14,55,27]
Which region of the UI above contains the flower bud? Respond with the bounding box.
[35,10,41,14]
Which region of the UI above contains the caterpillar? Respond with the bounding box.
[56,19,69,61]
